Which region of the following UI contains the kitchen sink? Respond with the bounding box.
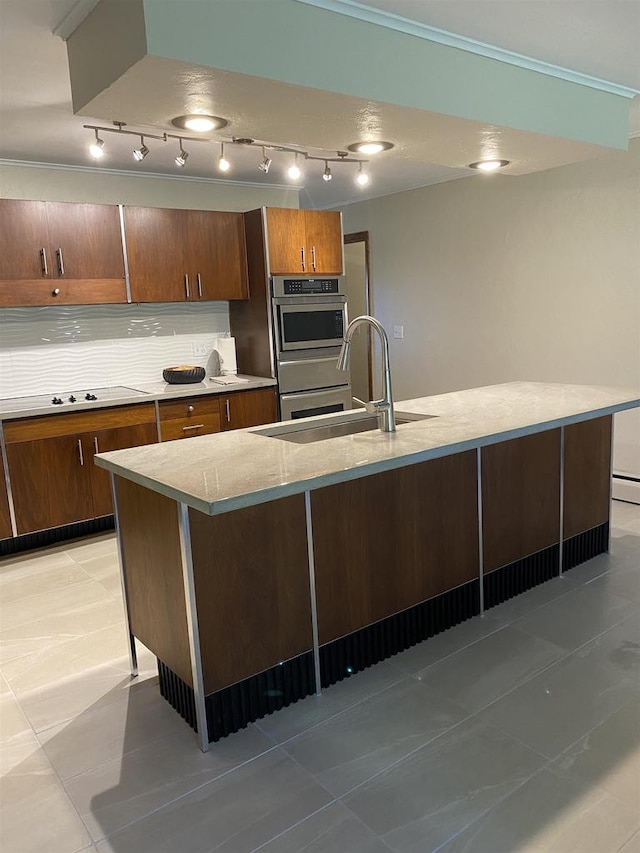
[256,411,435,444]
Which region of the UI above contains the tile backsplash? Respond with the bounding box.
[0,302,230,398]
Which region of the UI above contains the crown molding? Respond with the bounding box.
[0,159,301,192]
[296,0,639,99]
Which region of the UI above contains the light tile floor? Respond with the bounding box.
[0,502,638,853]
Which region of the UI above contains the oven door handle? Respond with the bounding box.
[272,295,347,306]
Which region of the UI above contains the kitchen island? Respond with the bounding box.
[96,382,640,750]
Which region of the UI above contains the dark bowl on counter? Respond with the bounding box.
[162,365,206,384]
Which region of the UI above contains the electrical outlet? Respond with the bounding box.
[393,325,404,339]
[192,342,209,356]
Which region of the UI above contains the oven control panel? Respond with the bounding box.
[272,277,341,296]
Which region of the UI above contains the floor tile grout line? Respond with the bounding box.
[247,801,339,853]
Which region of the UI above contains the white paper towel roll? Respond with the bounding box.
[212,337,237,375]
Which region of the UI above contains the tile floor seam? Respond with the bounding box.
[247,801,339,853]
[86,741,289,845]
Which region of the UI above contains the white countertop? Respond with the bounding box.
[95,382,640,516]
[0,376,277,420]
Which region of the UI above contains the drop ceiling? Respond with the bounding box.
[0,0,638,209]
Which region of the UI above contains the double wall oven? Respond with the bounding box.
[271,277,352,420]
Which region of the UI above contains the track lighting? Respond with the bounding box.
[287,153,302,181]
[89,129,105,159]
[218,143,230,172]
[258,147,272,173]
[82,122,377,187]
[175,139,189,167]
[133,136,149,161]
[356,162,369,186]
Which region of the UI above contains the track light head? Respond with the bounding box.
[287,152,302,181]
[89,129,105,159]
[133,136,149,161]
[175,139,189,167]
[356,162,369,186]
[322,161,332,182]
[218,142,230,172]
[258,147,272,174]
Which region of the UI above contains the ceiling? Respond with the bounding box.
[0,0,638,209]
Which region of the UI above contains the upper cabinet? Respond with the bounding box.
[0,199,127,307]
[265,208,343,275]
[124,207,249,303]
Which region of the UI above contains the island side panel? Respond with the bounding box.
[310,450,479,646]
[188,495,313,694]
[563,415,612,540]
[114,476,192,686]
[481,429,561,573]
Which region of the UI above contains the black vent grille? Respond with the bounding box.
[158,652,315,743]
[563,522,609,572]
[483,544,559,610]
[0,516,114,558]
[320,579,480,688]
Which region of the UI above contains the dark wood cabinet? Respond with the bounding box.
[0,199,127,307]
[218,388,277,431]
[158,396,221,442]
[265,208,343,275]
[4,405,157,534]
[124,206,248,303]
[0,452,14,540]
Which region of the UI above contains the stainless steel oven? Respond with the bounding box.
[271,276,351,420]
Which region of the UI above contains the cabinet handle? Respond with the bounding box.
[184,273,190,299]
[77,439,84,466]
[197,273,202,298]
[311,245,317,271]
[187,404,194,413]
[224,398,231,422]
[300,246,306,271]
[52,288,60,296]
[56,248,65,276]
[40,248,48,277]
[93,436,100,454]
[182,423,205,431]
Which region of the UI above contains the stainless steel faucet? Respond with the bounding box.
[337,315,396,433]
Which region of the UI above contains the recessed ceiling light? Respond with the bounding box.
[468,159,510,172]
[171,114,228,133]
[347,141,394,155]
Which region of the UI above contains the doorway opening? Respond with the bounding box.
[343,231,373,402]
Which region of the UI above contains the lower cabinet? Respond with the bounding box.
[4,405,157,535]
[219,387,277,431]
[158,395,221,442]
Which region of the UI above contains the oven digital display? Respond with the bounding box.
[283,279,339,294]
[281,309,344,345]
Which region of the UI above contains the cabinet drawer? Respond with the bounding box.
[158,396,220,421]
[4,403,157,443]
[160,414,221,441]
[0,278,128,307]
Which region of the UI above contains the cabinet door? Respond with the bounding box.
[0,452,13,540]
[188,211,249,300]
[265,208,307,274]
[304,210,343,274]
[45,202,125,281]
[6,435,94,534]
[124,207,190,302]
[0,199,50,281]
[219,388,277,431]
[90,422,158,517]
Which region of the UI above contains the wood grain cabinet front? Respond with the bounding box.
[0,199,127,307]
[264,208,343,275]
[4,405,157,535]
[158,396,221,441]
[218,388,277,431]
[124,207,248,303]
[0,452,14,540]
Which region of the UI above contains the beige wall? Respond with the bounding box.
[341,139,640,494]
[0,163,299,210]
